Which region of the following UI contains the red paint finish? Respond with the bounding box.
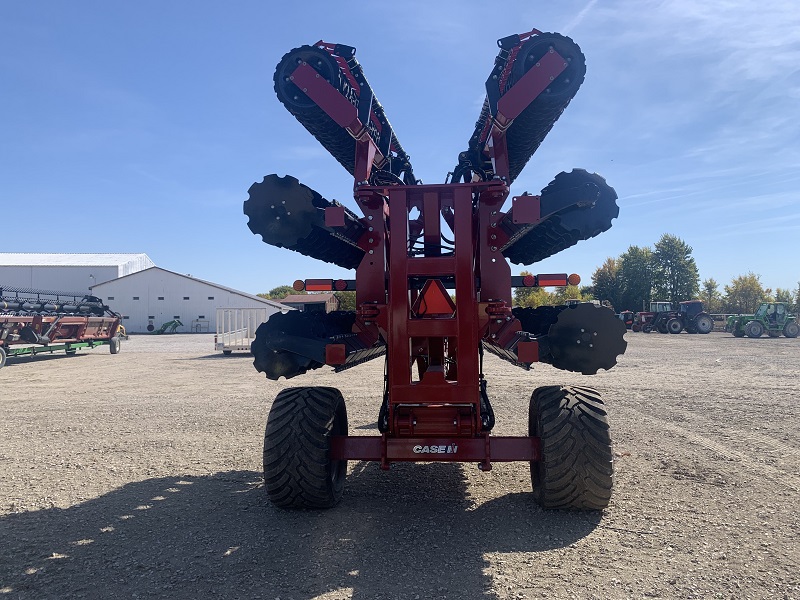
[330,436,541,463]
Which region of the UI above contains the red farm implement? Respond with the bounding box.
[244,28,627,509]
[0,286,122,369]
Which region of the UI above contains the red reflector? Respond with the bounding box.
[411,279,456,317]
[305,279,333,291]
[325,205,346,227]
[567,273,581,286]
[292,279,305,291]
[334,279,348,291]
[522,274,536,287]
[517,340,539,364]
[536,274,568,287]
[325,343,346,365]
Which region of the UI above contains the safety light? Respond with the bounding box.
[537,274,568,287]
[305,279,334,292]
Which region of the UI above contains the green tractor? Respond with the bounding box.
[725,302,799,338]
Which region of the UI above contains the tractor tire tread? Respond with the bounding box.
[263,386,347,509]
[530,385,612,510]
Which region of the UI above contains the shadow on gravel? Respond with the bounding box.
[192,353,256,360]
[0,353,89,369]
[1,466,601,599]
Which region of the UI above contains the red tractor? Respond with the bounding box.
[638,300,713,334]
[632,301,673,332]
[244,28,627,510]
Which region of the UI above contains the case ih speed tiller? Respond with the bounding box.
[244,28,627,509]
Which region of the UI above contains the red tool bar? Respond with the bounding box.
[295,278,357,292]
[291,62,362,131]
[495,49,567,128]
[510,273,573,288]
[330,436,541,462]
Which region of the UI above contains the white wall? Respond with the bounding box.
[92,269,283,333]
[0,266,119,293]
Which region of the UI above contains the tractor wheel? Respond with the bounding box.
[694,314,714,334]
[263,386,348,508]
[631,324,641,332]
[109,337,121,354]
[0,346,6,369]
[529,385,612,510]
[733,329,745,338]
[745,321,764,338]
[642,323,653,333]
[783,321,800,338]
[657,322,669,334]
[667,318,683,334]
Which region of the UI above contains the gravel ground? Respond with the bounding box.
[1,331,798,599]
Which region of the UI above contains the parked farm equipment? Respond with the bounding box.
[631,301,672,332]
[244,28,626,509]
[151,319,183,334]
[641,300,714,335]
[725,302,798,338]
[0,286,122,369]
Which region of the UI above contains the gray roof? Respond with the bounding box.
[0,253,153,267]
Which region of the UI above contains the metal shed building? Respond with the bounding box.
[0,253,154,292]
[90,266,287,333]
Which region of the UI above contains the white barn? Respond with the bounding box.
[90,266,287,333]
[0,253,154,293]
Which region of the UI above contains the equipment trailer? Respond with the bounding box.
[0,286,122,369]
[244,28,627,509]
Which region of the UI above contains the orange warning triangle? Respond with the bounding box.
[411,279,456,317]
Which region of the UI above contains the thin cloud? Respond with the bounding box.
[561,0,598,34]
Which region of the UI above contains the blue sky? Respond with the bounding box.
[2,1,799,296]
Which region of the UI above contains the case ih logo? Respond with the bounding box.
[412,444,458,455]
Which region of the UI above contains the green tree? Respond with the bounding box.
[513,271,557,307]
[258,285,306,300]
[774,287,793,305]
[651,234,699,305]
[616,245,652,312]
[794,282,800,314]
[551,285,583,305]
[700,278,723,313]
[334,290,357,311]
[590,258,620,308]
[722,273,765,313]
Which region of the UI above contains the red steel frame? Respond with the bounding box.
[289,42,570,469]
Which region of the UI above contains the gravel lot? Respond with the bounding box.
[1,331,798,599]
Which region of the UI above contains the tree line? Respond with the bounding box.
[258,285,357,310]
[570,233,797,314]
[262,234,800,316]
